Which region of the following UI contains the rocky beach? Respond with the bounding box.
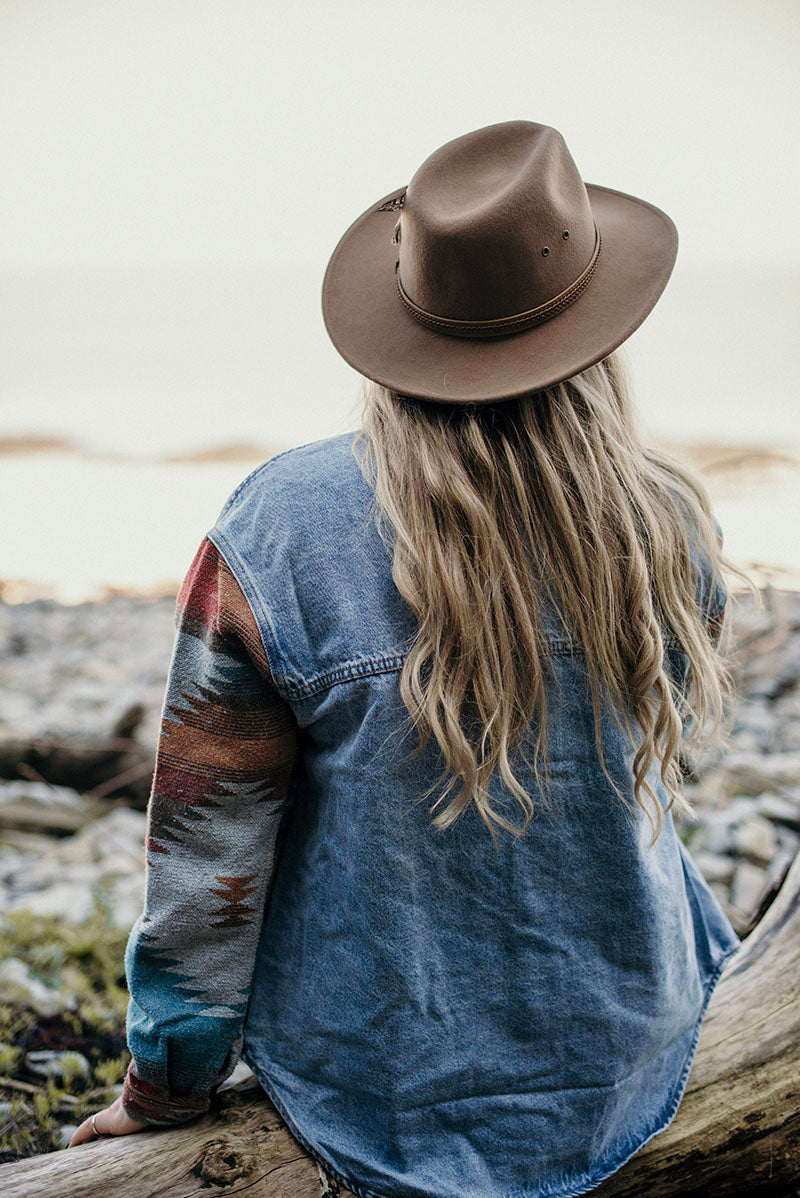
[0,583,799,1160]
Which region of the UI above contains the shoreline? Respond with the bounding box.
[0,588,798,938]
[0,435,798,604]
[0,430,796,466]
[0,587,798,1159]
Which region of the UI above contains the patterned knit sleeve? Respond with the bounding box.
[121,536,299,1126]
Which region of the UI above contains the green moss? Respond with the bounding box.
[0,1042,21,1074]
[0,901,130,1024]
[92,1051,129,1089]
[0,1005,34,1044]
[0,897,132,1163]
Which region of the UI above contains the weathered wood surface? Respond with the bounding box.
[591,848,800,1197]
[1,852,797,1198]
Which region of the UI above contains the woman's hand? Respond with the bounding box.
[68,1094,149,1147]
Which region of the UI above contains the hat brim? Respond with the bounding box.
[321,182,678,403]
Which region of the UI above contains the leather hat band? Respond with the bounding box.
[396,224,602,339]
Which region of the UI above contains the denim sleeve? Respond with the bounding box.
[121,536,299,1126]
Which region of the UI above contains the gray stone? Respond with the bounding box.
[694,812,737,856]
[731,703,778,752]
[54,808,146,871]
[0,593,175,744]
[773,693,800,721]
[690,798,758,855]
[728,730,763,755]
[0,958,74,1017]
[726,795,761,820]
[6,880,96,923]
[108,873,145,930]
[779,786,800,809]
[720,752,800,796]
[757,792,800,830]
[25,1050,90,1082]
[0,849,27,883]
[6,860,103,896]
[0,779,85,810]
[731,862,770,914]
[734,815,778,865]
[774,826,800,855]
[693,851,736,885]
[767,847,797,886]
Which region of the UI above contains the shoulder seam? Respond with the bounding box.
[205,526,290,696]
[215,434,358,521]
[215,459,274,521]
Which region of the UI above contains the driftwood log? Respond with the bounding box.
[0,854,797,1197]
[0,704,155,809]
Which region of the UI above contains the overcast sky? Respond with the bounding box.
[1,0,798,459]
[2,0,798,271]
[1,1,799,597]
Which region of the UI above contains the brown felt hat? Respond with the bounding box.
[321,120,678,404]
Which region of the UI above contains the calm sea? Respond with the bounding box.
[1,261,798,601]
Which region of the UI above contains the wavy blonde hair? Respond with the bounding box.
[353,350,755,847]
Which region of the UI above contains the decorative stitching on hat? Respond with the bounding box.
[376,189,407,212]
[396,225,602,338]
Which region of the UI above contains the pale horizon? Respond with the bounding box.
[1,1,798,598]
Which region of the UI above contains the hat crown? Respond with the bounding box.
[398,121,596,323]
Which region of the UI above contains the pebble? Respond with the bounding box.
[767,847,796,886]
[719,751,800,795]
[108,873,145,930]
[757,792,800,830]
[0,594,175,743]
[691,851,736,885]
[731,861,770,914]
[56,1125,79,1149]
[53,808,146,870]
[6,880,96,924]
[1,588,799,946]
[694,811,739,857]
[731,702,778,752]
[25,1050,91,1083]
[0,958,75,1018]
[0,779,86,813]
[733,815,777,866]
[0,808,148,929]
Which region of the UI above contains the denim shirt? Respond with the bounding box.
[207,431,741,1198]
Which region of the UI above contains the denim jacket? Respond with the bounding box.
[204,431,740,1198]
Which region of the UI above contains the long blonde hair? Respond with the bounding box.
[353,349,754,847]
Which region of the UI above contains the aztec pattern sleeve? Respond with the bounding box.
[121,536,300,1126]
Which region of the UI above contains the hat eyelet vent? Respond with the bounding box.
[541,246,550,257]
[562,229,570,240]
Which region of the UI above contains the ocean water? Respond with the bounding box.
[1,260,798,456]
[1,261,798,600]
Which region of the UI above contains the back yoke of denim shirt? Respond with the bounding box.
[206,431,741,1198]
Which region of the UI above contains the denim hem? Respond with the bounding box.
[504,938,742,1198]
[244,939,741,1198]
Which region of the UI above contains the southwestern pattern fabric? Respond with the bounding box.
[121,536,299,1125]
